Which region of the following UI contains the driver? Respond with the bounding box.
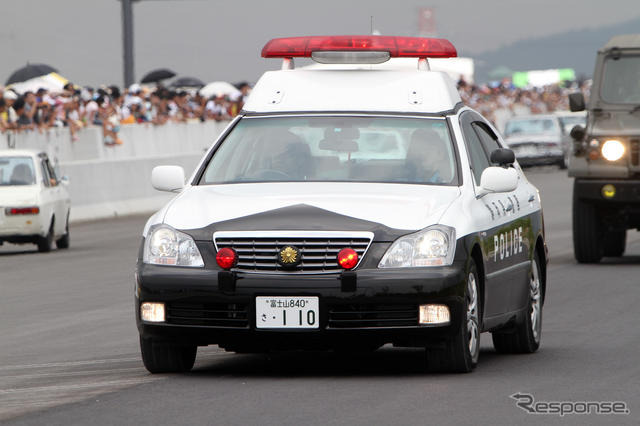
[263,128,312,179]
[406,128,451,184]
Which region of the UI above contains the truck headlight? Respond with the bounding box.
[601,139,625,161]
[378,225,456,268]
[143,225,204,267]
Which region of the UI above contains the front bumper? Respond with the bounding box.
[135,262,467,349]
[510,144,563,166]
[574,179,640,204]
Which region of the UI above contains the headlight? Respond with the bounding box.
[601,139,625,161]
[143,225,204,267]
[378,225,456,268]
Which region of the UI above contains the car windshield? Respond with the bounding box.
[601,55,640,104]
[199,116,458,185]
[557,115,586,133]
[504,118,558,136]
[0,156,36,186]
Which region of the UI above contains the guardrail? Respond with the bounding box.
[2,121,230,222]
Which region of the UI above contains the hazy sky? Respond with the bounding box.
[2,0,640,87]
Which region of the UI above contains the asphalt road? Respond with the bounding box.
[1,167,639,425]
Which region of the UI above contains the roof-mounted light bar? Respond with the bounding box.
[261,36,457,63]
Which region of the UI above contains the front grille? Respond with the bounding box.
[631,139,639,166]
[214,231,373,274]
[165,302,249,327]
[328,303,418,328]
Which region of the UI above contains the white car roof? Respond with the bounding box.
[0,149,44,158]
[243,69,462,115]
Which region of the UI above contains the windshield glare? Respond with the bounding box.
[601,55,640,104]
[199,116,458,185]
[0,157,36,186]
[504,118,558,136]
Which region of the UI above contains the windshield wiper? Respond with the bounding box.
[629,105,640,114]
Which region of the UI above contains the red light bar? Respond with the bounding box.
[6,207,40,215]
[261,36,457,59]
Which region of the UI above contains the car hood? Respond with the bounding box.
[590,111,640,137]
[161,182,461,233]
[0,185,39,205]
[505,134,562,145]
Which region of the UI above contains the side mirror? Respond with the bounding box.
[569,93,585,112]
[151,165,185,192]
[477,166,518,197]
[489,148,515,166]
[570,124,586,141]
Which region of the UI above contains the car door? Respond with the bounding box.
[43,157,68,235]
[459,112,533,319]
[38,156,59,234]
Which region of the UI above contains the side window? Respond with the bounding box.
[461,120,490,185]
[45,159,58,185]
[472,122,502,163]
[41,161,51,187]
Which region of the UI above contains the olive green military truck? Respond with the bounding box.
[569,34,640,263]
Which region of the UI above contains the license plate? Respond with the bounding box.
[256,296,319,329]
[515,146,537,157]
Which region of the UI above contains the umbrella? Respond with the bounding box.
[199,81,242,98]
[170,76,205,89]
[7,72,68,95]
[6,63,58,85]
[140,68,176,84]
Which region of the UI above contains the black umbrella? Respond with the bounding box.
[6,63,58,85]
[170,76,205,89]
[140,68,176,84]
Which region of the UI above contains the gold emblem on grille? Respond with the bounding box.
[279,246,299,264]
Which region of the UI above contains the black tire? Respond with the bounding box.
[559,152,568,170]
[492,252,543,354]
[56,213,70,249]
[603,230,626,257]
[426,259,480,373]
[37,220,55,253]
[573,191,603,263]
[140,337,197,374]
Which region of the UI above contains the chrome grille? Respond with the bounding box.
[213,231,374,274]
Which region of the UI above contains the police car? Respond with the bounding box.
[135,36,547,374]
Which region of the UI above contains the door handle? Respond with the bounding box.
[528,195,535,202]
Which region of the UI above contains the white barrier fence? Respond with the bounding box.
[2,121,231,222]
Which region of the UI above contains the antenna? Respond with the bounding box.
[370,16,373,35]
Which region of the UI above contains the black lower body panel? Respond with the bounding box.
[135,263,467,350]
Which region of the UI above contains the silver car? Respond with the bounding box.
[503,115,567,168]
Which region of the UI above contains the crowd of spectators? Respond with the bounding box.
[0,77,588,145]
[457,78,590,131]
[0,82,251,145]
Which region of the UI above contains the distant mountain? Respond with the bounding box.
[472,17,640,84]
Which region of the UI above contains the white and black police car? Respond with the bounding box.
[135,36,547,373]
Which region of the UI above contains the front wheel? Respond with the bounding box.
[426,259,480,373]
[573,194,603,263]
[140,337,197,374]
[492,253,543,354]
[56,213,70,249]
[603,230,626,257]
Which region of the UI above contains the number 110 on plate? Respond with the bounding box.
[255,296,319,329]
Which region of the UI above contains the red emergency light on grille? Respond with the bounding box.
[261,35,457,59]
